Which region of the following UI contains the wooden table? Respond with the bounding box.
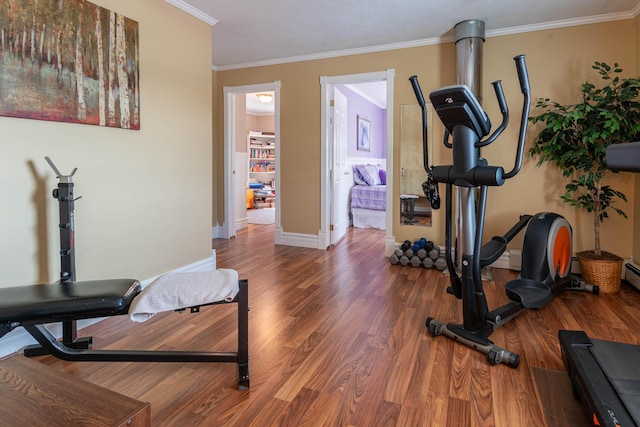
[0,355,150,426]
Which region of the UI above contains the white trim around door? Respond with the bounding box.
[222,81,281,240]
[319,69,396,254]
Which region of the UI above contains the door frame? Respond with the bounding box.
[319,69,395,253]
[223,81,281,239]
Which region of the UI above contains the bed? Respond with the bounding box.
[350,163,387,229]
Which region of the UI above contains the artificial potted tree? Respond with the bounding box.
[529,61,640,293]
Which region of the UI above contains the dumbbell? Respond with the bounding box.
[434,257,447,271]
[422,257,434,269]
[389,254,400,265]
[400,255,410,265]
[410,256,422,267]
[399,240,411,252]
[409,237,429,258]
[412,237,427,252]
[428,245,441,260]
[417,241,434,258]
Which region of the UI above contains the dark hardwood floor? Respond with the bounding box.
[35,224,640,426]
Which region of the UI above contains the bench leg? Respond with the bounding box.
[24,320,92,357]
[237,279,250,390]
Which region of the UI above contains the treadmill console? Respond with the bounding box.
[429,84,491,139]
[606,141,640,173]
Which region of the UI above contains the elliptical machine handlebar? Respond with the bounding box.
[418,54,531,187]
[408,75,431,174]
[503,54,531,179]
[514,54,531,94]
[476,80,508,148]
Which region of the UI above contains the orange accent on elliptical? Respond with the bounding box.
[553,226,572,276]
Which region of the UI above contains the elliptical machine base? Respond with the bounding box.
[425,212,597,367]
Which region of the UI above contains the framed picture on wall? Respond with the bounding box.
[357,116,371,151]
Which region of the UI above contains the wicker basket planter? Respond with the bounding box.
[577,251,624,294]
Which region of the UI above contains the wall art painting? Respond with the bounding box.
[0,0,140,129]
[357,115,370,151]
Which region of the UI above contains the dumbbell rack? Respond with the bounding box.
[389,238,447,270]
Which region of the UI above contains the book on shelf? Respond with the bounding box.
[248,131,275,136]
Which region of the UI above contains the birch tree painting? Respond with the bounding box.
[0,0,140,129]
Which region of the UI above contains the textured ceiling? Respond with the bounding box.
[170,0,640,70]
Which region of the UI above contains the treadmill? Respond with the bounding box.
[559,141,640,427]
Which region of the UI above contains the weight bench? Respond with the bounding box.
[0,275,250,390]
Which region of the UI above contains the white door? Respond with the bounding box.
[331,87,349,244]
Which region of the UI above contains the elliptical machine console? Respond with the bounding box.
[409,55,598,368]
[429,84,491,138]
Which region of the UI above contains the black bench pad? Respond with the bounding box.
[0,279,141,324]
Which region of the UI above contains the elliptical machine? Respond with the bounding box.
[409,55,598,368]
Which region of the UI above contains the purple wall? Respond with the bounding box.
[337,85,386,159]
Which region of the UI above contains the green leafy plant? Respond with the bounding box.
[529,61,640,257]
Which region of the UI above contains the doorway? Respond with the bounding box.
[319,70,395,254]
[223,81,281,240]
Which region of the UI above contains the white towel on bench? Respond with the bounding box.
[128,269,239,322]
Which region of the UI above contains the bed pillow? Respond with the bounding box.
[379,168,386,185]
[356,164,381,186]
[353,165,368,185]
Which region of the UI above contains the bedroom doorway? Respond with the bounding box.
[223,81,281,240]
[320,70,395,255]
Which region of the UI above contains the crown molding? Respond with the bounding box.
[210,8,639,71]
[487,9,637,38]
[165,0,218,26]
[212,35,451,71]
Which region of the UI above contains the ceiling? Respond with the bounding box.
[169,0,640,70]
[246,92,275,115]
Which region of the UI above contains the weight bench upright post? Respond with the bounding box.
[25,158,92,356]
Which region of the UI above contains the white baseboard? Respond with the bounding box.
[236,217,248,230]
[491,252,511,270]
[212,225,224,239]
[276,229,319,249]
[624,260,640,291]
[0,252,217,358]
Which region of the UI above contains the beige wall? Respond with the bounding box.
[0,0,213,287]
[482,23,636,256]
[253,114,275,133]
[214,20,637,259]
[244,114,274,136]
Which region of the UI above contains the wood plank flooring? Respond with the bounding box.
[35,224,640,426]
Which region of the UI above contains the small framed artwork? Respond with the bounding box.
[357,116,371,151]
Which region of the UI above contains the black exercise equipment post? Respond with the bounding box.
[25,158,91,356]
[45,156,79,284]
[412,55,598,367]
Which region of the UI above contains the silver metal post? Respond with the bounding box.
[453,20,485,261]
